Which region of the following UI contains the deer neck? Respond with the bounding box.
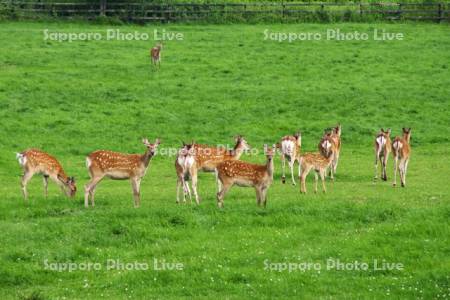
[141,149,154,167]
[231,143,244,159]
[266,158,274,179]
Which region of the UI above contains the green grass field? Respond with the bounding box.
[0,21,449,299]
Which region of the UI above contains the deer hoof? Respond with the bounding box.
[393,183,396,187]
[281,177,286,184]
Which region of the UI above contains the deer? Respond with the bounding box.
[374,128,392,181]
[150,42,162,68]
[84,138,160,208]
[216,144,275,208]
[392,128,411,188]
[280,132,301,185]
[184,136,251,203]
[299,133,335,194]
[16,149,76,200]
[175,141,196,204]
[326,124,342,180]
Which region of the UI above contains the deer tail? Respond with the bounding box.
[16,152,26,166]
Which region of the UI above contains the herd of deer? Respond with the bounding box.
[15,125,412,208]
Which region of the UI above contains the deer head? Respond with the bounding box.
[402,128,411,142]
[333,124,342,137]
[319,134,334,158]
[234,135,251,152]
[58,175,76,197]
[142,138,161,156]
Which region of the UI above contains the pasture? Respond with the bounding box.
[0,21,449,299]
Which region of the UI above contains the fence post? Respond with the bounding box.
[438,3,443,23]
[100,0,106,16]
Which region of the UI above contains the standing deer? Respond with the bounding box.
[392,128,411,187]
[280,132,301,185]
[84,138,160,208]
[374,128,392,181]
[327,124,342,180]
[185,136,250,203]
[299,134,335,194]
[150,42,162,67]
[16,149,76,200]
[175,142,196,204]
[216,144,275,208]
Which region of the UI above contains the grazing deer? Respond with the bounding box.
[327,124,342,180]
[299,134,335,194]
[374,128,392,181]
[280,132,301,185]
[84,138,160,208]
[392,128,411,187]
[175,142,197,204]
[216,144,275,208]
[186,136,251,203]
[150,42,162,67]
[16,149,76,200]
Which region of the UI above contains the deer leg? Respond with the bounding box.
[85,175,103,208]
[217,182,231,209]
[21,171,33,200]
[314,171,319,193]
[255,187,262,206]
[176,177,182,204]
[184,180,192,203]
[399,159,406,187]
[289,160,296,186]
[281,154,286,184]
[403,159,409,187]
[215,169,222,193]
[374,154,379,181]
[382,154,388,181]
[43,175,49,198]
[333,153,339,174]
[300,166,311,194]
[191,170,200,205]
[130,178,141,208]
[261,186,268,208]
[89,184,98,207]
[320,169,327,193]
[393,156,398,187]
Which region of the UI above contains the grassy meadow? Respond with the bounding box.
[0,21,449,299]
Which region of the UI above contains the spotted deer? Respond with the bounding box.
[216,144,275,208]
[16,149,76,200]
[299,134,335,194]
[280,132,301,185]
[186,136,251,203]
[84,138,160,208]
[150,43,162,67]
[392,128,411,187]
[327,124,342,179]
[374,128,392,181]
[175,142,197,204]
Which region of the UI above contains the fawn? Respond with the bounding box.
[175,141,197,204]
[150,43,162,67]
[392,128,412,187]
[326,124,342,180]
[16,149,76,200]
[299,134,335,194]
[374,128,392,181]
[280,132,301,185]
[84,138,160,208]
[216,144,275,208]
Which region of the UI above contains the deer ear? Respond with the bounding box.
[142,138,149,145]
[387,128,391,134]
[154,138,161,145]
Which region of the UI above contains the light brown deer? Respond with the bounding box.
[374,128,392,181]
[150,43,162,67]
[392,128,411,187]
[300,134,335,194]
[216,144,275,208]
[175,142,197,204]
[84,138,160,208]
[327,124,342,179]
[16,149,76,200]
[280,132,301,185]
[187,136,251,203]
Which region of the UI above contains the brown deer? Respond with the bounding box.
[84,138,160,208]
[392,128,411,187]
[150,43,162,67]
[327,124,342,180]
[299,134,335,194]
[374,128,392,181]
[175,142,196,204]
[16,149,76,200]
[280,132,301,185]
[216,144,275,208]
[187,136,251,203]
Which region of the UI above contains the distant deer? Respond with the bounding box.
[175,142,196,204]
[374,128,392,181]
[326,124,342,179]
[216,144,275,208]
[280,132,301,185]
[392,128,411,187]
[150,42,162,67]
[16,149,76,200]
[186,136,251,203]
[84,138,160,208]
[299,134,335,193]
